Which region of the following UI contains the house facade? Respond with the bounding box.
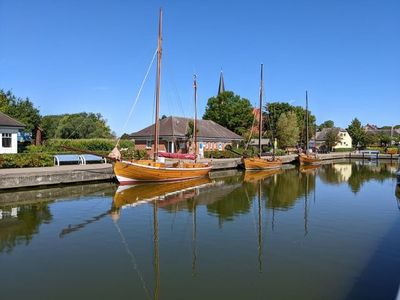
[0,112,25,154]
[311,128,352,151]
[129,116,243,157]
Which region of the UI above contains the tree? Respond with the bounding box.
[119,133,131,140]
[364,132,379,146]
[378,134,391,147]
[347,118,366,148]
[318,120,334,131]
[0,89,41,135]
[276,111,299,148]
[264,102,316,146]
[324,128,340,151]
[203,91,253,135]
[42,113,112,139]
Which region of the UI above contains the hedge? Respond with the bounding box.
[42,139,134,152]
[332,148,353,152]
[0,139,148,168]
[0,153,54,168]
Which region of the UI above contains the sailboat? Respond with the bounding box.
[113,9,212,184]
[298,91,322,165]
[243,64,282,170]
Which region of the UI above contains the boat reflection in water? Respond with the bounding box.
[243,169,282,183]
[111,177,212,214]
[299,164,321,174]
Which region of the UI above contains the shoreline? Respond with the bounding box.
[0,152,398,190]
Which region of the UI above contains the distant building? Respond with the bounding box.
[310,128,352,151]
[129,116,243,157]
[0,112,25,154]
[364,124,400,145]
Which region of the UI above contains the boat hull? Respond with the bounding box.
[114,160,212,184]
[243,157,282,170]
[298,153,322,165]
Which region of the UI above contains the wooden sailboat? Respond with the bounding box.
[298,91,322,165]
[114,9,211,184]
[243,64,282,170]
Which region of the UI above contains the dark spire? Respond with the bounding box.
[218,70,225,95]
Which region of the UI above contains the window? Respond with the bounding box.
[146,140,152,149]
[2,133,12,148]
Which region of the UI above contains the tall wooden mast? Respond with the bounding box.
[305,90,309,151]
[153,9,163,161]
[258,64,264,157]
[193,74,198,161]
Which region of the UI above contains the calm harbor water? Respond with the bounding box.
[1,160,399,300]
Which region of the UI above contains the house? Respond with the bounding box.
[129,116,243,157]
[0,112,25,154]
[364,124,400,145]
[310,127,352,151]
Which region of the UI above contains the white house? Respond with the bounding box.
[0,112,25,154]
[311,128,352,151]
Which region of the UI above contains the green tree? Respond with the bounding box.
[203,91,253,135]
[276,111,299,148]
[364,132,379,146]
[318,120,334,131]
[41,113,112,139]
[264,102,316,146]
[41,115,62,140]
[378,134,391,147]
[120,133,131,140]
[347,118,366,148]
[324,128,340,151]
[0,90,41,135]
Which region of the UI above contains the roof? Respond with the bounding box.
[314,127,347,141]
[130,116,243,141]
[0,111,25,128]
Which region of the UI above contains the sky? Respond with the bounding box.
[0,0,399,135]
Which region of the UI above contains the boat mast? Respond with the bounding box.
[305,90,309,152]
[193,74,198,162]
[258,64,264,157]
[257,180,263,273]
[153,9,163,161]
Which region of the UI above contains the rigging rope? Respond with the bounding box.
[245,104,257,151]
[116,48,158,147]
[113,221,152,300]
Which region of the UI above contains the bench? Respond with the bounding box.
[79,154,106,164]
[54,154,83,166]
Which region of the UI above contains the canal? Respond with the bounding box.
[1,160,399,300]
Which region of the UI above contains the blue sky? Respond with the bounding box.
[1,0,399,135]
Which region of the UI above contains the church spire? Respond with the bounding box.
[218,70,225,95]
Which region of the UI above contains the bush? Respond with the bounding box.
[332,148,353,152]
[0,153,54,168]
[43,139,134,152]
[274,149,286,156]
[204,150,238,159]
